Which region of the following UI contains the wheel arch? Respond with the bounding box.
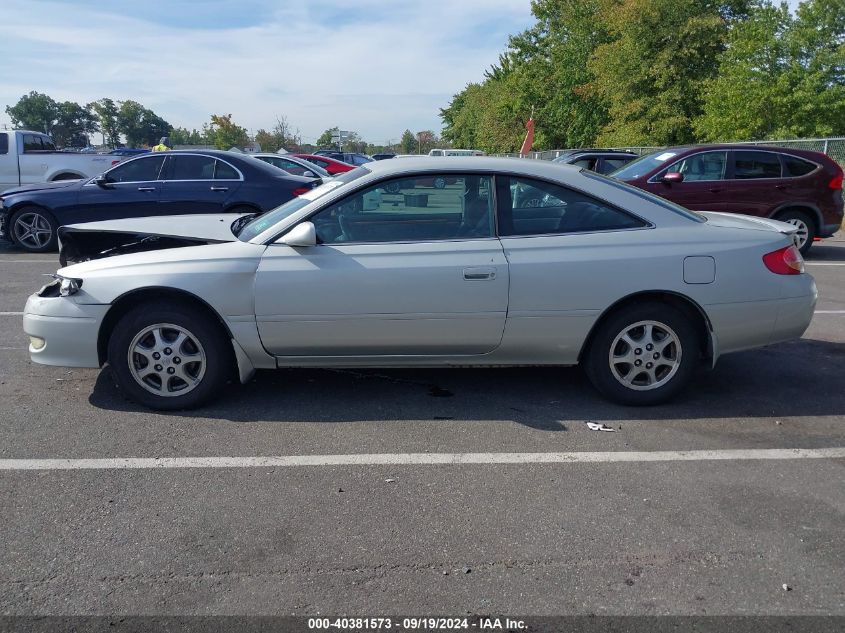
[578,290,715,365]
[768,203,822,231]
[223,202,263,214]
[97,287,239,371]
[49,171,85,181]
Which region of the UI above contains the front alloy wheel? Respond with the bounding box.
[108,302,233,410]
[128,324,207,397]
[13,209,57,252]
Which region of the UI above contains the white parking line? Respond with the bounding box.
[0,260,56,263]
[1,447,843,471]
[0,312,23,316]
[814,310,845,314]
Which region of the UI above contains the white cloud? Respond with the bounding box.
[0,0,534,143]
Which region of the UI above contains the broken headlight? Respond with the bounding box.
[38,274,83,297]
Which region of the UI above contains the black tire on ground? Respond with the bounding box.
[776,209,816,255]
[11,207,59,253]
[107,301,234,411]
[584,302,700,406]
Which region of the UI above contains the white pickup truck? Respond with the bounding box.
[0,130,122,193]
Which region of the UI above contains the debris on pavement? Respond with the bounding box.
[782,584,792,591]
[384,478,396,483]
[586,422,616,432]
[462,566,471,574]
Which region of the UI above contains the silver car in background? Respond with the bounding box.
[23,157,816,410]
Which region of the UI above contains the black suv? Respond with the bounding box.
[552,149,637,174]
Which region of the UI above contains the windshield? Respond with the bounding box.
[236,167,369,241]
[609,150,678,180]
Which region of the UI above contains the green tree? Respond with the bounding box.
[209,113,249,150]
[696,0,845,141]
[89,98,121,148]
[170,127,208,146]
[255,116,301,152]
[118,100,171,147]
[316,127,339,149]
[399,129,416,154]
[588,0,749,146]
[52,101,98,147]
[5,91,59,134]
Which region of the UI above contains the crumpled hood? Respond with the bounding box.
[2,180,83,197]
[699,211,797,235]
[61,213,251,242]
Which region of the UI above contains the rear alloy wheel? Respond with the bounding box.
[12,208,58,252]
[585,303,699,405]
[108,302,233,410]
[778,210,815,255]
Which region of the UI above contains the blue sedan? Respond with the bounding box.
[0,150,319,252]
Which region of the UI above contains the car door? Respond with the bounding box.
[68,154,166,224]
[253,174,509,357]
[717,150,785,217]
[159,154,242,215]
[647,150,730,212]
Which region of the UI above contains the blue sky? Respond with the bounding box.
[0,0,804,145]
[0,0,534,144]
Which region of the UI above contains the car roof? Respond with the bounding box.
[359,156,580,180]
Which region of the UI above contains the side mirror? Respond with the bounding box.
[662,172,684,183]
[303,170,316,178]
[278,221,316,247]
[93,175,112,188]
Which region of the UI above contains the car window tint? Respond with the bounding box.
[733,151,782,179]
[311,175,494,244]
[278,159,312,177]
[666,151,727,181]
[501,176,646,236]
[23,135,42,152]
[572,158,594,169]
[603,157,632,172]
[170,155,217,180]
[0,134,8,155]
[41,137,56,151]
[214,160,239,179]
[783,156,817,177]
[312,158,330,168]
[106,155,166,182]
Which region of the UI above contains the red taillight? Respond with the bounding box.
[829,168,843,190]
[763,245,805,275]
[292,187,310,196]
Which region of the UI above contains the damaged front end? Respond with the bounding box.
[58,228,219,266]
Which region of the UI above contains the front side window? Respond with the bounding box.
[500,176,646,236]
[732,151,782,179]
[310,174,493,244]
[105,155,166,182]
[666,151,727,181]
[169,155,217,180]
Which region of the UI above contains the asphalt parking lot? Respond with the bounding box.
[0,235,843,619]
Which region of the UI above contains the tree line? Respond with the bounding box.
[439,0,845,153]
[4,91,447,155]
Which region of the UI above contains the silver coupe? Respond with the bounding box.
[23,157,817,409]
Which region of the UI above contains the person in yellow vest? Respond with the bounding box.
[152,136,171,152]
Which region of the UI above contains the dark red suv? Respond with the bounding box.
[610,145,844,253]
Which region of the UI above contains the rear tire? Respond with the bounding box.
[11,207,58,252]
[584,302,699,406]
[107,302,233,410]
[777,209,816,255]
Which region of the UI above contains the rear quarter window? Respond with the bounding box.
[0,134,7,154]
[783,156,818,177]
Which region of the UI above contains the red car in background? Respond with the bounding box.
[610,144,844,254]
[293,154,355,175]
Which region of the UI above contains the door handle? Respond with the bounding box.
[210,186,229,192]
[708,188,723,193]
[463,267,496,281]
[137,186,156,192]
[775,184,789,190]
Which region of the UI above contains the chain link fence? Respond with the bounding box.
[498,138,845,167]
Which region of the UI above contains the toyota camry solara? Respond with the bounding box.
[23,157,817,410]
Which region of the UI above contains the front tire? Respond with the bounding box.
[107,302,233,410]
[584,302,699,406]
[11,207,58,252]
